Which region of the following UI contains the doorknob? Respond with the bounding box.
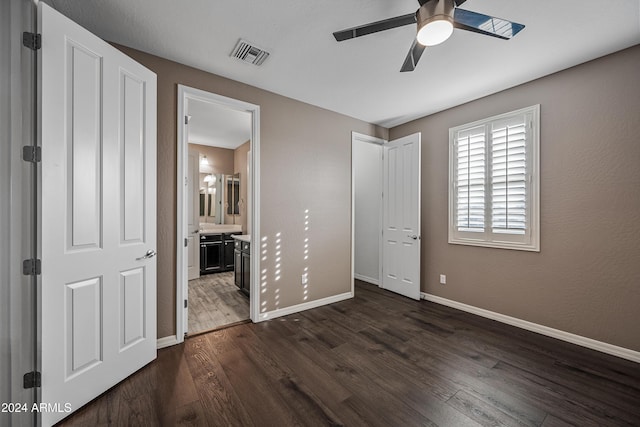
[136,249,157,260]
[408,235,418,240]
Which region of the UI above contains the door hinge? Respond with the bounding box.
[184,300,188,308]
[22,259,41,276]
[22,146,41,163]
[22,32,41,50]
[23,371,41,389]
[184,238,188,247]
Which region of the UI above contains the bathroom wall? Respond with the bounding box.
[190,143,234,175]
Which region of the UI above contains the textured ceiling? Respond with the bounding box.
[48,0,640,128]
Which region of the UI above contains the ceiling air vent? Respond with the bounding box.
[230,39,270,66]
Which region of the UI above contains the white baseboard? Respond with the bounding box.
[258,292,353,322]
[354,274,380,286]
[157,335,179,349]
[421,293,640,364]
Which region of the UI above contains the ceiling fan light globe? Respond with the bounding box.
[417,19,454,46]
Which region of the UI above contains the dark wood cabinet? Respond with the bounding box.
[200,234,223,273]
[200,232,240,275]
[223,237,236,270]
[234,239,250,297]
[242,250,250,296]
[234,245,242,288]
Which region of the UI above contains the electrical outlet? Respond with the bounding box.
[302,273,308,285]
[439,274,446,285]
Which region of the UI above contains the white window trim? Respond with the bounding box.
[448,105,540,252]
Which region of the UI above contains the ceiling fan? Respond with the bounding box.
[333,0,525,72]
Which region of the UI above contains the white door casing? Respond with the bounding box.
[39,3,157,425]
[382,133,421,300]
[177,85,261,340]
[187,148,200,281]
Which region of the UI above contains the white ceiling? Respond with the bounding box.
[187,98,251,149]
[49,0,640,128]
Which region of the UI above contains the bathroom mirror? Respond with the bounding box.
[200,173,223,224]
[200,172,240,223]
[226,173,240,215]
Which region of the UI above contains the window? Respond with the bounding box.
[449,105,540,251]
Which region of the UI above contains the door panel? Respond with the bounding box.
[39,3,157,425]
[68,42,102,249]
[65,277,102,375]
[120,268,145,348]
[121,72,146,243]
[382,133,421,300]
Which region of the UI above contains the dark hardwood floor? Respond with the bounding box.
[57,281,640,426]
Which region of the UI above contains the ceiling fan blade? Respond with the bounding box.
[453,8,525,40]
[400,39,426,72]
[333,13,417,42]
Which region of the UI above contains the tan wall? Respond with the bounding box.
[114,44,387,338]
[389,45,640,352]
[190,143,234,175]
[234,141,250,233]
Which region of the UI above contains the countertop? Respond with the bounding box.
[199,223,242,234]
[232,234,251,243]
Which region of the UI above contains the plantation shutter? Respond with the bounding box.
[449,105,538,251]
[455,126,486,232]
[491,115,528,235]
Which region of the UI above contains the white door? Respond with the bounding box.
[39,3,157,425]
[187,148,201,280]
[382,133,421,300]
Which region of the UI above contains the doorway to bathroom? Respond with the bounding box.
[177,85,260,338]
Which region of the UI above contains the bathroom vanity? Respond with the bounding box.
[200,231,241,274]
[233,235,251,297]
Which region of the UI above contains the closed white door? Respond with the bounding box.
[39,3,157,425]
[187,148,201,280]
[382,133,421,300]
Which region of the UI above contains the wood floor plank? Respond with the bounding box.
[541,413,580,426]
[449,328,640,418]
[332,341,481,427]
[215,346,304,426]
[490,360,639,426]
[183,334,255,427]
[446,390,531,427]
[56,280,640,427]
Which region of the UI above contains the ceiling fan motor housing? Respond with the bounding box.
[417,0,455,36]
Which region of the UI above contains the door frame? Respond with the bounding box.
[351,132,386,293]
[176,85,260,342]
[4,0,37,424]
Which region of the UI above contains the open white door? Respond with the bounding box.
[187,148,201,280]
[39,3,157,425]
[382,133,421,300]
